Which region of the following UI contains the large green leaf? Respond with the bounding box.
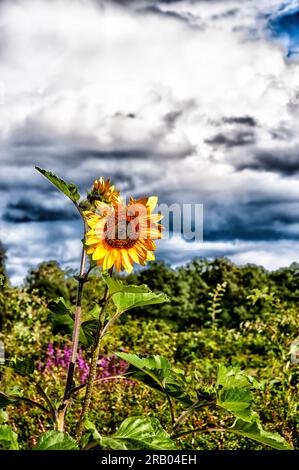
[34,431,79,450]
[103,274,169,313]
[35,167,80,203]
[229,418,293,450]
[215,364,259,421]
[101,417,176,450]
[0,425,19,450]
[117,352,193,407]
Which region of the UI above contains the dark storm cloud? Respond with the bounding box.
[3,198,78,223]
[234,145,299,176]
[203,197,299,242]
[205,130,256,148]
[223,116,257,127]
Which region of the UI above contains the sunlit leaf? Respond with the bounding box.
[215,364,259,421]
[229,418,293,450]
[34,431,79,450]
[101,416,176,450]
[35,167,80,203]
[117,352,193,407]
[103,274,169,313]
[0,425,19,450]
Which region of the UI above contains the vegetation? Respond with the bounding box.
[0,256,298,450]
[0,168,297,451]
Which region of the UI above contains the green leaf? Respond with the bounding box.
[14,359,35,377]
[0,425,19,450]
[47,298,96,346]
[229,418,293,450]
[48,298,74,337]
[103,274,170,313]
[215,364,259,421]
[117,352,193,407]
[0,392,18,409]
[84,420,101,441]
[35,167,80,203]
[34,431,79,450]
[101,416,176,450]
[80,320,98,346]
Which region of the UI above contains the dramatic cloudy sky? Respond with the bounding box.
[1,0,299,284]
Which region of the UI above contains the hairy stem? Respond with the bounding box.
[163,388,175,426]
[57,213,88,431]
[76,271,115,442]
[70,374,127,396]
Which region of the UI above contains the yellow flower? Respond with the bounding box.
[84,196,163,273]
[88,177,120,206]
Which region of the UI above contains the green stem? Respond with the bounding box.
[76,269,116,442]
[57,215,88,432]
[70,374,127,396]
[33,381,57,424]
[7,395,50,415]
[172,401,214,431]
[163,388,175,426]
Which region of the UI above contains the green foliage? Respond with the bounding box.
[229,418,293,450]
[216,364,259,421]
[103,274,169,313]
[34,431,79,450]
[0,425,19,450]
[100,417,176,450]
[13,358,35,377]
[35,167,80,203]
[0,392,18,409]
[127,259,290,327]
[0,256,297,450]
[25,261,73,301]
[118,352,193,407]
[47,297,98,347]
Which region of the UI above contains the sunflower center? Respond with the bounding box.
[104,220,139,249]
[105,238,137,249]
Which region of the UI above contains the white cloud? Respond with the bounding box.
[0,0,299,282]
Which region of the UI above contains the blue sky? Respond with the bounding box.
[1,0,299,284]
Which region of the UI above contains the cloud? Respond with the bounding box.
[231,144,299,175]
[3,198,78,223]
[205,130,256,148]
[1,0,299,283]
[267,2,299,58]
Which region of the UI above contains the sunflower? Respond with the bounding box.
[83,196,163,273]
[87,177,120,206]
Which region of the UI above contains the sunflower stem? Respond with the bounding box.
[76,268,113,442]
[57,215,88,432]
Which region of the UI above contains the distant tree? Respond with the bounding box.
[0,241,8,288]
[25,261,73,300]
